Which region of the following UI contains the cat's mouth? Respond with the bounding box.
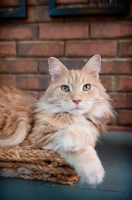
[71,107,85,115]
[72,108,82,110]
[72,106,83,111]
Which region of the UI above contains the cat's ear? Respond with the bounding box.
[82,54,101,79]
[48,57,68,82]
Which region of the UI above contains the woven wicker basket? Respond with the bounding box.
[0,148,79,185]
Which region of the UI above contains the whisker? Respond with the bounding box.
[111,108,124,124]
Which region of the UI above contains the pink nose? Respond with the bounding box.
[73,100,81,105]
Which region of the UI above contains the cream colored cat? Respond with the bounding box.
[0,55,113,185]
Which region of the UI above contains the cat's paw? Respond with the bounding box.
[77,151,105,186]
[71,146,105,185]
[84,161,105,185]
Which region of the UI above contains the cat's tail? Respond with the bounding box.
[0,86,36,148]
[0,120,31,147]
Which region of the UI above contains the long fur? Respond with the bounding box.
[0,86,36,147]
[0,55,113,185]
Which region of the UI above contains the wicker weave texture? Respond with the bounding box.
[0,148,79,185]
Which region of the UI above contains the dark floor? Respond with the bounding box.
[0,131,132,200]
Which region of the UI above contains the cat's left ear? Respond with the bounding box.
[82,54,101,79]
[48,57,68,82]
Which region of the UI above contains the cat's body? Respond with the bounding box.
[0,55,113,185]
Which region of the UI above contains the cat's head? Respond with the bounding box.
[38,55,113,120]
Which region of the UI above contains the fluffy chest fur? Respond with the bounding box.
[25,112,99,150]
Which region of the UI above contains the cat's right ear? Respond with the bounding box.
[48,57,68,82]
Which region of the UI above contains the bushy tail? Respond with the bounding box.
[0,121,31,147]
[0,86,36,148]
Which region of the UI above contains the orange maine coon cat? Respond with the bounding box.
[0,55,113,185]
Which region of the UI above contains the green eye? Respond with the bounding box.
[83,84,91,91]
[61,85,70,92]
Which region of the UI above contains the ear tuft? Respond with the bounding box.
[83,54,101,79]
[48,57,68,82]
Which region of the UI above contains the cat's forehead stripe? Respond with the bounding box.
[68,70,86,84]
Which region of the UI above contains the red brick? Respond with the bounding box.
[110,94,132,109]
[38,60,50,73]
[108,126,132,132]
[117,110,132,125]
[56,0,87,4]
[91,22,132,38]
[17,76,50,90]
[22,7,36,23]
[25,91,38,99]
[101,60,132,74]
[38,91,45,99]
[38,0,48,5]
[39,24,88,40]
[0,0,38,8]
[118,41,132,57]
[0,0,18,7]
[23,7,36,23]
[27,0,38,5]
[0,76,16,87]
[116,76,132,92]
[59,59,86,70]
[66,41,116,57]
[39,58,86,73]
[36,6,63,22]
[0,42,16,57]
[17,77,39,90]
[18,42,64,57]
[0,60,38,74]
[100,76,114,92]
[39,76,50,90]
[0,25,37,40]
[0,62,7,73]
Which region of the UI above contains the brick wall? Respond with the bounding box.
[0,0,132,131]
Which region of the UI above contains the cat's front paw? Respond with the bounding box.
[84,161,105,185]
[72,146,105,185]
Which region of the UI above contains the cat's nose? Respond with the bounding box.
[73,100,81,105]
